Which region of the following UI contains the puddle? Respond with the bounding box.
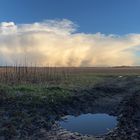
[59,113,117,135]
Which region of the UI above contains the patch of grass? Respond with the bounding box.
[13,85,37,92]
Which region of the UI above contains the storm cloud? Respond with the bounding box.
[0,19,140,66]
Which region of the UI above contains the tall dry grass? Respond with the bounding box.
[0,65,140,85]
[0,66,72,84]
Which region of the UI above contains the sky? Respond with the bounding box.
[0,0,140,66]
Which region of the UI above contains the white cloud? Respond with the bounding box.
[0,19,140,66]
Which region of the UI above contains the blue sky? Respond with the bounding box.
[0,0,140,34]
[0,0,140,66]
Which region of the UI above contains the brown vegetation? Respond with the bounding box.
[0,66,140,84]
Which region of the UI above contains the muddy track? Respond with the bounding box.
[45,76,140,140]
[0,76,140,140]
[104,92,140,140]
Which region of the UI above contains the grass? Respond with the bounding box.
[0,66,140,101]
[1,66,140,139]
[0,66,140,111]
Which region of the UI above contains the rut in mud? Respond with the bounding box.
[0,76,140,140]
[48,76,140,140]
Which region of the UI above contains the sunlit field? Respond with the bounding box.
[0,66,140,85]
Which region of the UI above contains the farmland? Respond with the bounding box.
[0,66,140,139]
[0,66,140,85]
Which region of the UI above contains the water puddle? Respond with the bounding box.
[59,113,117,135]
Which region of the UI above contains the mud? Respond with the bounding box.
[1,76,140,140]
